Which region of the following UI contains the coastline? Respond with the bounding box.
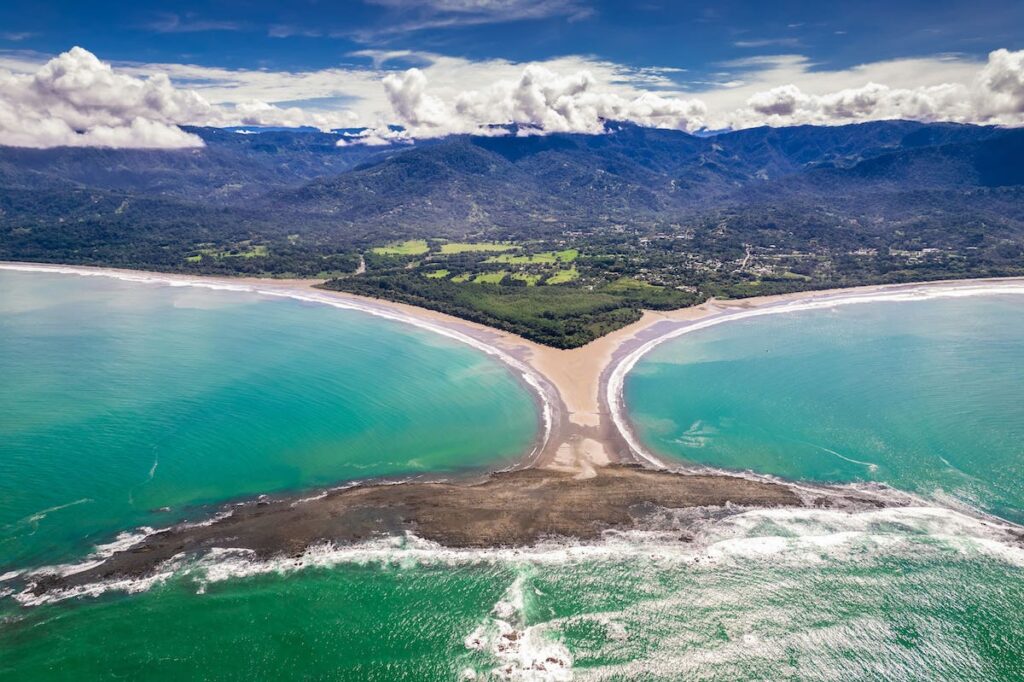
[602,278,1024,470]
[4,261,1024,478]
[4,261,1024,603]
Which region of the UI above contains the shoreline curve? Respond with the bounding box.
[603,278,1024,471]
[0,261,558,469]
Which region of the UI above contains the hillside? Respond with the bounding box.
[1,120,1022,345]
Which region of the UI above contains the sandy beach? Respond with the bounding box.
[5,261,1024,600]
[5,262,1024,478]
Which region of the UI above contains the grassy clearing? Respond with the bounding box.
[474,271,508,284]
[371,240,429,256]
[605,277,656,292]
[487,248,578,265]
[510,272,543,286]
[450,273,472,283]
[440,242,519,255]
[424,269,450,279]
[546,267,580,285]
[186,244,268,262]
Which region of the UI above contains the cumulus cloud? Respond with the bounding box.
[380,64,706,137]
[978,48,1024,118]
[735,81,964,126]
[723,48,1024,129]
[0,47,209,148]
[364,48,1024,140]
[3,45,1024,149]
[0,47,360,148]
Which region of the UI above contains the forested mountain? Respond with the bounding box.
[1,119,1022,345]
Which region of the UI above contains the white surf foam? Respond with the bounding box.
[15,555,187,607]
[19,526,162,581]
[463,572,574,681]
[10,501,1023,608]
[0,263,554,465]
[91,527,159,559]
[14,509,236,587]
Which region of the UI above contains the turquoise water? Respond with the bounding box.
[3,273,1024,680]
[3,509,1023,680]
[0,270,538,567]
[626,295,1024,523]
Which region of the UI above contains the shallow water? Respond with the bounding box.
[625,295,1024,523]
[0,270,539,568]
[3,273,1024,680]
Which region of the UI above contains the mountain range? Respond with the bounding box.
[1,119,1023,277]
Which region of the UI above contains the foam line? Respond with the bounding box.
[11,504,1024,606]
[10,498,94,533]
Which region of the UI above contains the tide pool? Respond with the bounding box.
[0,269,538,568]
[624,294,1024,522]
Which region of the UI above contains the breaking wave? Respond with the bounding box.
[7,503,1023,608]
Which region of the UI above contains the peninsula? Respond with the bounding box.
[7,263,1022,602]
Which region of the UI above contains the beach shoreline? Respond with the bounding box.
[601,277,1024,471]
[4,261,1024,477]
[4,261,1024,603]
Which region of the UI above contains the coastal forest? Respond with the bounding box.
[2,120,1023,347]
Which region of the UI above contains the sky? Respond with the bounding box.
[0,0,1023,147]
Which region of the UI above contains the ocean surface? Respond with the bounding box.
[0,269,539,568]
[626,294,1024,523]
[3,272,1024,681]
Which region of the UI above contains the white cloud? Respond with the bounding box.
[721,49,1024,129]
[2,45,1024,148]
[366,49,1024,139]
[0,47,361,148]
[380,64,705,137]
[0,47,208,148]
[978,48,1024,118]
[348,49,429,68]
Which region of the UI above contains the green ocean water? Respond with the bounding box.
[626,295,1024,523]
[3,510,1023,680]
[0,269,538,568]
[3,272,1024,681]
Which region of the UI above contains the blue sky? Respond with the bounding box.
[2,0,1020,77]
[1,1,1023,147]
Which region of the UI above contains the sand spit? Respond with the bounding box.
[3,263,1024,602]
[7,263,1020,477]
